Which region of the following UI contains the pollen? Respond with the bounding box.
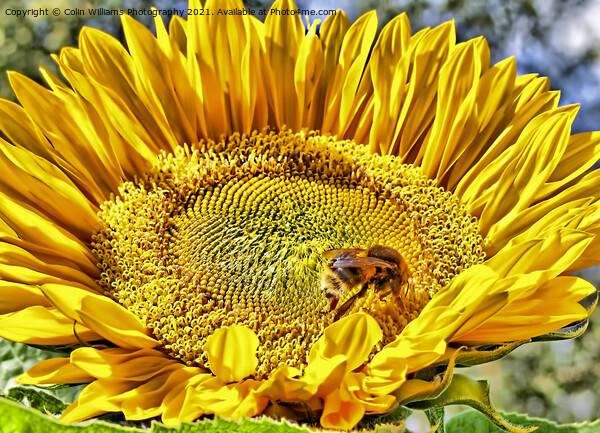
[92,128,485,377]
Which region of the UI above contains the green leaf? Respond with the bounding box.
[0,397,145,433]
[447,410,600,433]
[0,396,322,433]
[0,338,84,405]
[7,386,68,414]
[0,338,63,393]
[152,417,319,432]
[425,407,445,432]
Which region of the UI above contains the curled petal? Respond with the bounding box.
[205,324,259,383]
[41,283,159,349]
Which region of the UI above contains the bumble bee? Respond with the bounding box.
[320,245,410,320]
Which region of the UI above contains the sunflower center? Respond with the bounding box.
[92,129,485,377]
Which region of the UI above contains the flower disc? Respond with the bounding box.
[93,128,485,377]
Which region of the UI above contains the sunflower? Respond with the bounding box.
[0,0,598,431]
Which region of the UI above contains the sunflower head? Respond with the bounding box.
[0,0,598,431]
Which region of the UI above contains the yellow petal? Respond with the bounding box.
[0,100,54,160]
[522,276,596,304]
[366,265,507,394]
[41,283,158,349]
[307,314,383,395]
[79,27,160,146]
[0,142,100,238]
[61,380,133,423]
[190,378,268,419]
[455,74,559,199]
[0,306,101,345]
[368,13,411,153]
[0,241,99,288]
[457,302,588,342]
[0,192,98,277]
[39,66,70,91]
[229,383,270,419]
[121,14,192,147]
[320,385,365,430]
[8,72,120,201]
[152,14,201,140]
[486,229,593,278]
[484,197,595,257]
[486,170,600,272]
[204,324,259,383]
[66,352,199,422]
[391,22,456,160]
[322,10,378,135]
[0,280,50,314]
[70,347,177,380]
[541,131,600,196]
[457,277,595,342]
[294,21,323,127]
[78,296,159,349]
[199,0,266,134]
[366,310,448,385]
[255,364,312,401]
[161,372,212,425]
[168,14,188,52]
[307,10,351,128]
[120,366,198,421]
[18,357,94,385]
[306,355,349,396]
[343,372,397,413]
[53,52,157,178]
[309,312,382,370]
[421,39,485,180]
[264,0,304,129]
[406,264,508,346]
[181,378,234,421]
[463,106,577,235]
[445,57,517,189]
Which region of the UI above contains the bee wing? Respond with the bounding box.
[331,256,395,269]
[333,267,366,287]
[368,245,405,264]
[322,248,367,260]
